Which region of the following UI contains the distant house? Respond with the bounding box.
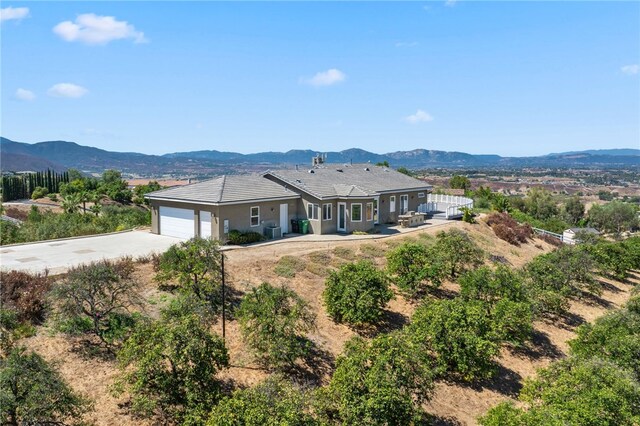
[145,160,433,240]
[562,227,599,245]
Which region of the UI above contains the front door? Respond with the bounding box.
[373,197,379,224]
[338,202,347,232]
[280,203,289,233]
[400,195,409,215]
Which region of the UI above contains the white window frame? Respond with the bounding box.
[418,192,425,198]
[390,196,396,213]
[307,203,319,220]
[366,202,374,221]
[351,203,362,222]
[322,203,332,221]
[250,206,260,227]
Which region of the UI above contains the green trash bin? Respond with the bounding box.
[300,219,310,235]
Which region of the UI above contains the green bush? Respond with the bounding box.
[1,347,92,425]
[208,376,317,426]
[480,357,640,426]
[323,261,392,327]
[322,333,433,425]
[114,309,229,423]
[30,186,48,200]
[569,296,640,379]
[408,298,501,381]
[237,283,315,371]
[226,229,265,245]
[431,229,484,278]
[385,242,444,298]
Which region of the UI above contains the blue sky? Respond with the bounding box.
[2,1,639,156]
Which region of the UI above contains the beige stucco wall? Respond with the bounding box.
[149,198,298,240]
[215,199,298,240]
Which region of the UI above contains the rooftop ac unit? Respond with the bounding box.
[264,225,282,240]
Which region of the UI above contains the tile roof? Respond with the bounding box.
[266,164,432,199]
[145,174,299,204]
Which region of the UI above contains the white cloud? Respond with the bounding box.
[0,6,29,22]
[15,88,36,101]
[47,83,88,98]
[404,109,434,124]
[53,13,147,45]
[621,64,639,75]
[445,0,458,7]
[395,41,419,48]
[301,68,346,87]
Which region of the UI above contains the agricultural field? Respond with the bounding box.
[3,218,639,425]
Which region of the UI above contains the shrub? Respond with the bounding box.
[30,186,48,200]
[1,347,91,425]
[332,246,356,260]
[274,255,306,278]
[480,357,640,426]
[583,240,635,281]
[385,242,444,298]
[323,333,434,425]
[226,230,265,245]
[431,229,484,278]
[114,310,229,423]
[308,250,332,264]
[569,296,640,379]
[50,258,142,349]
[408,298,501,381]
[0,270,50,324]
[155,238,223,314]
[486,212,532,245]
[207,376,317,426]
[323,261,392,327]
[237,283,316,371]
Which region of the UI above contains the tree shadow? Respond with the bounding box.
[575,289,612,309]
[69,338,117,362]
[455,364,523,398]
[547,311,585,331]
[510,329,563,360]
[356,309,410,338]
[597,278,623,292]
[427,414,464,426]
[289,341,336,387]
[430,287,459,301]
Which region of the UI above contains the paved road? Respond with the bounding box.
[0,231,182,275]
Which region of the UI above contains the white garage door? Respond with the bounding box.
[159,206,195,239]
[200,211,212,238]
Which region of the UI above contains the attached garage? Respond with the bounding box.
[159,206,195,239]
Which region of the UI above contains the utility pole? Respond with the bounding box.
[221,252,226,341]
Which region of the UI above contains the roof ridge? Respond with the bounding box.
[218,175,227,203]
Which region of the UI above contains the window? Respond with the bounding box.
[351,203,362,222]
[418,192,425,198]
[366,202,374,221]
[322,203,332,221]
[250,206,260,227]
[307,203,319,220]
[390,196,396,213]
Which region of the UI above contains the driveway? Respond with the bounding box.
[0,231,182,275]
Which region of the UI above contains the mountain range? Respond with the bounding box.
[1,137,638,176]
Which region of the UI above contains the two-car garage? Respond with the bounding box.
[158,206,195,239]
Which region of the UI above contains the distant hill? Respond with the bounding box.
[550,148,640,157]
[1,137,638,176]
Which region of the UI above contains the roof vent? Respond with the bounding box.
[308,169,314,174]
[364,167,370,171]
[336,169,343,172]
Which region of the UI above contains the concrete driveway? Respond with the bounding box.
[0,230,182,275]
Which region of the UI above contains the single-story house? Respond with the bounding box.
[562,227,599,245]
[145,162,432,240]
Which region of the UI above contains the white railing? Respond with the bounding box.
[424,194,474,219]
[532,227,564,243]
